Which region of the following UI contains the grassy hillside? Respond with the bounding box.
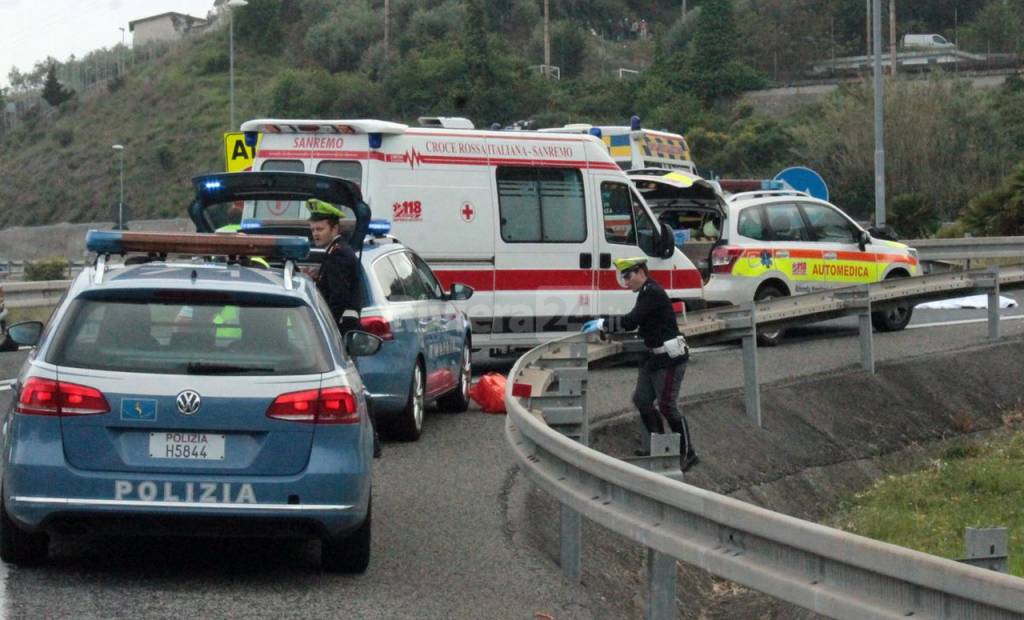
[0,33,285,228]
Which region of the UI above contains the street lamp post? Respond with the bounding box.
[112,144,125,229]
[227,0,248,130]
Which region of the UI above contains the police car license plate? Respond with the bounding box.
[149,432,225,460]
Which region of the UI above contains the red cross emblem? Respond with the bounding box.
[461,202,475,222]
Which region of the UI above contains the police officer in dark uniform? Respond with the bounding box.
[583,257,698,471]
[307,198,362,333]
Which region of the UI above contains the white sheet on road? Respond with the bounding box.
[917,294,1019,310]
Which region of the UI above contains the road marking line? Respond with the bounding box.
[908,315,1024,330]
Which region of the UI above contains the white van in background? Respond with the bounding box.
[237,117,704,348]
[900,34,955,50]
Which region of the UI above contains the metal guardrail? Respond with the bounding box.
[505,266,1024,619]
[1,281,71,309]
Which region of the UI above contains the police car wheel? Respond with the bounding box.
[393,362,425,441]
[322,495,371,573]
[754,284,787,347]
[0,495,48,566]
[438,341,471,413]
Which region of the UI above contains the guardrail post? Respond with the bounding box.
[645,548,676,620]
[560,504,582,582]
[958,527,1008,573]
[973,266,1001,342]
[719,304,761,427]
[836,285,874,373]
[531,339,589,582]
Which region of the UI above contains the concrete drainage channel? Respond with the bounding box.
[508,338,1024,619]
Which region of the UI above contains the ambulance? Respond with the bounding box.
[236,117,703,348]
[539,117,697,174]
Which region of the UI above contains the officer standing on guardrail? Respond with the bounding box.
[582,257,698,471]
[307,199,362,333]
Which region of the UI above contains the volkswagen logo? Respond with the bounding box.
[176,390,202,416]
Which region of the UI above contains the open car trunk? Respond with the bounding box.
[630,172,726,281]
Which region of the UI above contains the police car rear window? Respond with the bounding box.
[48,298,331,375]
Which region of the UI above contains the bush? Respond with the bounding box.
[155,145,175,171]
[52,128,73,148]
[24,257,68,281]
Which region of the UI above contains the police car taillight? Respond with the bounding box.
[359,316,394,341]
[16,377,109,417]
[266,387,358,424]
[711,246,743,274]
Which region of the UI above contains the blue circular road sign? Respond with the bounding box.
[774,166,829,201]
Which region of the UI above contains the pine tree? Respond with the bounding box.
[41,63,73,107]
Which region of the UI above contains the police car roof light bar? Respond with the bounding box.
[85,230,310,261]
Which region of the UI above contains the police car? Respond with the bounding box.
[1,230,381,572]
[704,189,920,345]
[188,171,475,443]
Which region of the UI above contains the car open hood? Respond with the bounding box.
[188,171,372,253]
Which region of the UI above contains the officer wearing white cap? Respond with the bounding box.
[582,257,698,471]
[308,198,362,333]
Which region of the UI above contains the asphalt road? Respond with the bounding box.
[0,290,1021,618]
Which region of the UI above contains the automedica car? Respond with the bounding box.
[1,228,383,572]
[188,171,475,443]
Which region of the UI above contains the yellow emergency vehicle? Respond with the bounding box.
[704,189,920,345]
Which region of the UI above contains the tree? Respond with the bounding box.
[959,164,1024,237]
[40,63,73,107]
[684,0,764,104]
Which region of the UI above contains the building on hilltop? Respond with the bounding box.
[128,12,210,46]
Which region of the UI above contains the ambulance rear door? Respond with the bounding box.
[491,164,598,340]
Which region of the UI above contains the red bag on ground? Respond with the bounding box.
[469,372,507,414]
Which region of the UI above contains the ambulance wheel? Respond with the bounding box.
[754,284,787,347]
[872,273,914,332]
[394,361,424,441]
[438,340,471,413]
[322,496,371,573]
[0,495,48,566]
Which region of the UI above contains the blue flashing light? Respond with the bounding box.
[240,218,262,231]
[85,230,125,255]
[274,236,311,261]
[368,219,391,236]
[243,131,259,147]
[204,180,223,191]
[368,133,383,149]
[761,180,784,190]
[588,127,603,139]
[630,115,642,131]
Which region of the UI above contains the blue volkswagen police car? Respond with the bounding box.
[187,171,475,443]
[1,229,381,572]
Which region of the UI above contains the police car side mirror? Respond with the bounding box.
[447,283,474,301]
[344,330,383,357]
[6,321,44,347]
[656,223,675,259]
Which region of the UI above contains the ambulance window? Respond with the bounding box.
[631,189,659,257]
[260,160,304,172]
[765,204,810,242]
[316,161,363,185]
[800,203,858,244]
[601,182,636,245]
[496,167,586,243]
[737,207,767,240]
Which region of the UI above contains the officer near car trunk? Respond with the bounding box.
[307,198,362,333]
[583,257,698,472]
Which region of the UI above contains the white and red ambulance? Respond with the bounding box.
[238,117,704,348]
